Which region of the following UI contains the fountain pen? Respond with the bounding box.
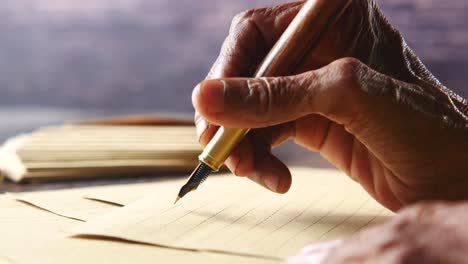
[175,0,353,203]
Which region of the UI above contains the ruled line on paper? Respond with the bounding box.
[274,192,352,251]
[356,209,386,232]
[195,193,271,244]
[224,196,292,245]
[72,168,395,259]
[154,186,241,233]
[144,184,237,238]
[316,199,369,241]
[246,190,330,248]
[174,189,262,240]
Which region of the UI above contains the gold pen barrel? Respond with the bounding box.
[199,127,249,171]
[198,0,353,172]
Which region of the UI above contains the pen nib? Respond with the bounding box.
[174,162,212,203]
[174,196,181,204]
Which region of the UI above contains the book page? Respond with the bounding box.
[73,167,394,259]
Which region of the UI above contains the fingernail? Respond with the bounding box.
[224,149,241,176]
[195,115,209,139]
[265,174,279,192]
[200,80,225,114]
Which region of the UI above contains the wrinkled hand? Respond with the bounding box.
[288,201,468,263]
[193,0,468,211]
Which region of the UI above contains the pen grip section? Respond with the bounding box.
[198,127,249,171]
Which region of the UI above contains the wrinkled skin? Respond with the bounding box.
[192,1,468,262]
[288,202,468,264]
[193,0,468,211]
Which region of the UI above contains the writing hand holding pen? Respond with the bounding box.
[193,0,468,212]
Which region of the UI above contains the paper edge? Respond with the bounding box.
[0,135,29,182]
[14,196,87,222]
[71,232,284,261]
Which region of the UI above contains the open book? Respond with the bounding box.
[0,116,201,182]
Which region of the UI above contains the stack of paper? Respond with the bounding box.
[0,125,201,182]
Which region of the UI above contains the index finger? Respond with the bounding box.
[197,1,304,145]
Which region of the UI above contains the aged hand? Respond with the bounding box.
[288,201,468,263]
[193,0,468,211]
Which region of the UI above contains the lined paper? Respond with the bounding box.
[73,167,394,259]
[13,189,119,222]
[12,177,187,221]
[85,177,187,206]
[0,195,276,264]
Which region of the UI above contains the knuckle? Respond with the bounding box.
[245,77,297,120]
[246,78,272,117]
[230,9,254,32]
[230,2,303,38]
[295,71,318,95]
[333,57,365,87]
[321,58,371,126]
[280,75,310,113]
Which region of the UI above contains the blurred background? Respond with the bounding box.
[0,0,467,165]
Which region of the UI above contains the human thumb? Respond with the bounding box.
[192,76,316,128]
[192,58,374,129]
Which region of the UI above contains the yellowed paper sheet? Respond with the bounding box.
[0,195,278,264]
[73,167,394,259]
[11,177,185,221]
[85,177,187,206]
[13,189,118,222]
